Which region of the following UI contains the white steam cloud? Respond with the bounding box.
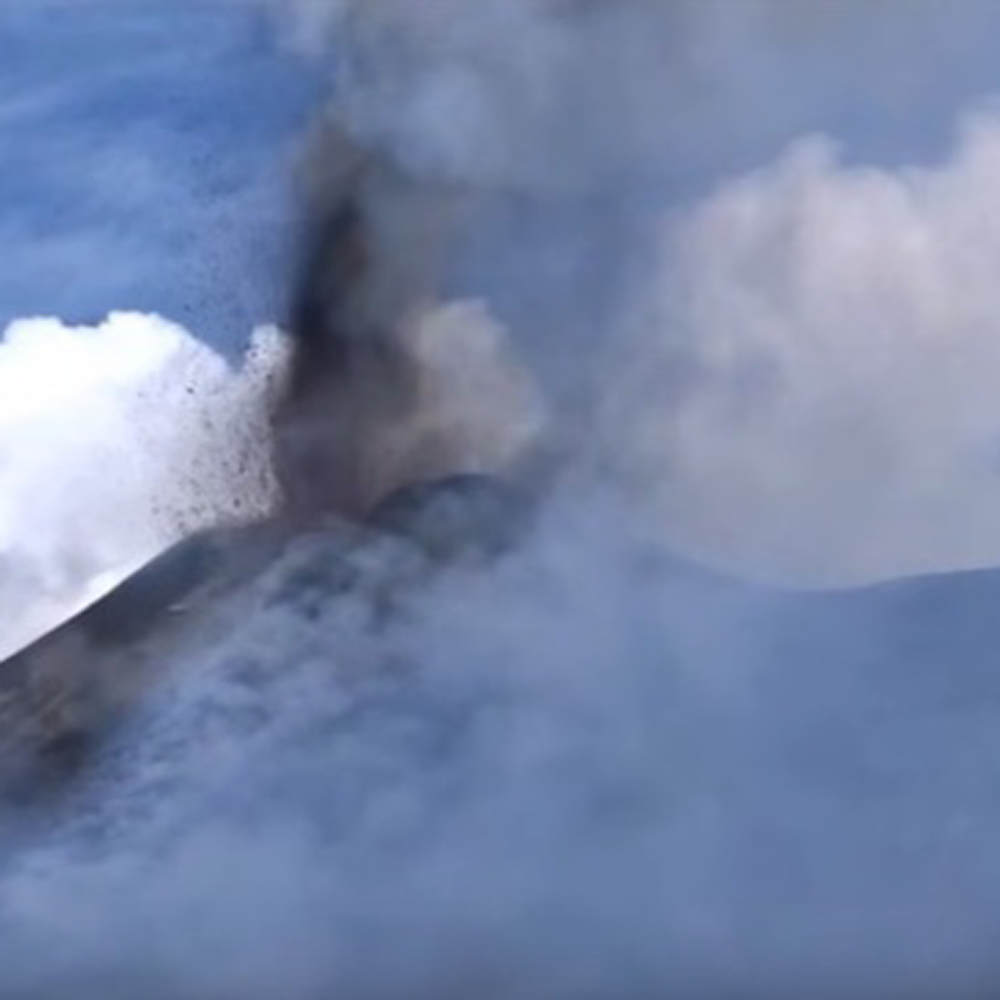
[0,312,285,658]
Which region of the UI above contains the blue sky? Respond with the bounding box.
[0,2,319,353]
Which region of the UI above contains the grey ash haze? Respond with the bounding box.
[6,2,1000,997]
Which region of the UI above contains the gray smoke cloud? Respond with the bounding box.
[7,1,1000,997]
[275,0,1000,581]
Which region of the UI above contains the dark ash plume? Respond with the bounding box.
[272,142,419,520]
[271,129,510,522]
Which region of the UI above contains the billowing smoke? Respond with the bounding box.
[605,112,1000,583]
[274,0,1000,581]
[7,2,1000,998]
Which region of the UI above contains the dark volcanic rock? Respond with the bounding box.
[0,475,523,804]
